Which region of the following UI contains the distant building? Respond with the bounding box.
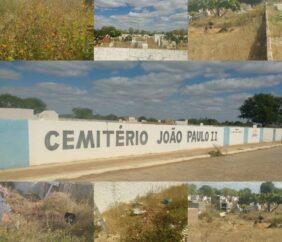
[163,119,176,125]
[154,34,165,46]
[188,194,211,214]
[175,120,188,125]
[248,202,261,212]
[216,195,239,213]
[37,111,59,120]
[124,116,138,123]
[119,34,130,41]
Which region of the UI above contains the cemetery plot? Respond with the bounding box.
[94,0,188,60]
[187,182,282,242]
[0,182,94,242]
[188,0,267,60]
[94,183,188,242]
[94,28,187,50]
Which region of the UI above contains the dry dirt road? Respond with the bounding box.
[80,146,282,181]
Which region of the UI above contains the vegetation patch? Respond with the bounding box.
[188,0,267,60]
[95,185,188,242]
[0,0,94,60]
[188,182,282,242]
[209,147,224,157]
[0,183,94,242]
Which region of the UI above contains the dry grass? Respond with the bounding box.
[0,189,94,242]
[188,6,266,60]
[188,207,282,242]
[268,3,282,60]
[95,185,188,242]
[0,0,93,60]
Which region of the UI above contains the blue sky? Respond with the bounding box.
[0,61,282,121]
[95,0,188,31]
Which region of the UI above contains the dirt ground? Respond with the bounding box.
[188,211,282,242]
[188,6,266,60]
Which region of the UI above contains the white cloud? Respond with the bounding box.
[17,62,94,77]
[95,0,188,31]
[181,75,282,96]
[1,62,282,121]
[0,69,21,80]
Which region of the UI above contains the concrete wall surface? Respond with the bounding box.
[229,127,244,145]
[94,47,188,61]
[0,119,281,169]
[248,127,260,144]
[0,108,34,120]
[28,120,223,166]
[0,120,29,169]
[262,128,275,142]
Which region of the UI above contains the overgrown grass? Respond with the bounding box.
[189,5,267,60]
[98,185,188,242]
[190,207,282,242]
[209,146,223,157]
[190,6,263,29]
[0,190,94,242]
[268,3,282,60]
[199,208,219,223]
[0,0,93,60]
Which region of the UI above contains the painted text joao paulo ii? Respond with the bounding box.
[45,127,218,151]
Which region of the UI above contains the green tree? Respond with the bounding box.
[199,185,216,199]
[94,26,122,44]
[0,94,47,114]
[238,188,257,205]
[128,27,134,35]
[260,182,276,212]
[239,94,281,127]
[147,117,158,123]
[260,182,275,194]
[138,116,147,122]
[72,107,93,119]
[189,0,240,17]
[0,94,24,108]
[238,0,263,6]
[219,188,238,197]
[188,184,198,195]
[23,98,47,114]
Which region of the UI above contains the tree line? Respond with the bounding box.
[189,0,264,17]
[0,93,281,127]
[94,26,187,44]
[189,182,282,212]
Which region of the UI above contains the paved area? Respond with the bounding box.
[0,142,280,181]
[79,146,282,182]
[0,143,282,181]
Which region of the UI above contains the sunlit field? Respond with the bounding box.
[0,0,94,60]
